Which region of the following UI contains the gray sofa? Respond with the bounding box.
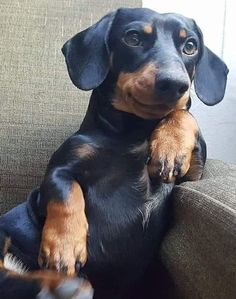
[0,1,235,298]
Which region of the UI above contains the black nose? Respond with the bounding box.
[156,75,189,102]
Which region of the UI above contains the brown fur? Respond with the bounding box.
[76,143,96,159]
[0,266,92,294]
[3,237,11,256]
[39,183,88,275]
[1,268,67,289]
[30,270,92,294]
[143,25,153,34]
[29,270,68,289]
[179,28,187,38]
[0,236,11,267]
[148,110,198,182]
[112,63,190,119]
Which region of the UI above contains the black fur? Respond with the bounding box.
[0,8,228,299]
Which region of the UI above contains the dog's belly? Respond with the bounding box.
[79,152,174,286]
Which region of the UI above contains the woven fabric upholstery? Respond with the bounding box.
[161,159,236,299]
[0,0,141,214]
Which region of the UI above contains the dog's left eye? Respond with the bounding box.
[183,39,198,55]
[123,30,143,47]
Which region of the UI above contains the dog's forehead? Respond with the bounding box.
[114,8,194,32]
[158,13,195,30]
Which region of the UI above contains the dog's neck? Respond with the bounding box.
[79,75,158,142]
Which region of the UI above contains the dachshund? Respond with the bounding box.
[0,7,228,299]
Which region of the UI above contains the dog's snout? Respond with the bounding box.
[155,75,189,102]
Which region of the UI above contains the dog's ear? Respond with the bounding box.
[194,24,229,105]
[62,12,115,90]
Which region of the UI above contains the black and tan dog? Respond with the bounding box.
[0,7,228,299]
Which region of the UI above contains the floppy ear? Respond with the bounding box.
[62,12,115,90]
[194,23,229,106]
[194,46,229,105]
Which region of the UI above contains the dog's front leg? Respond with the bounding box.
[148,109,206,183]
[38,167,88,275]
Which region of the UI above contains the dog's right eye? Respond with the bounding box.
[183,39,198,56]
[123,30,143,47]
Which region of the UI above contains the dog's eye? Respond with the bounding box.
[123,30,143,47]
[183,39,198,55]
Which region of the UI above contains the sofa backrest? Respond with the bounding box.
[0,0,141,214]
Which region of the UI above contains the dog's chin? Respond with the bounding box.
[134,90,191,119]
[131,96,173,120]
[112,93,173,120]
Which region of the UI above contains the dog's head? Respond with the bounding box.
[62,8,228,120]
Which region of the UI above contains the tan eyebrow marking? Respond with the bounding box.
[179,28,187,38]
[144,24,153,34]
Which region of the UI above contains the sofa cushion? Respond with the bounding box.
[0,0,141,214]
[161,159,236,299]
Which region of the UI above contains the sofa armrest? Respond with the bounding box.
[161,159,236,299]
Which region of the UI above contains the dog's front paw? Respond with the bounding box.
[39,215,88,275]
[148,140,192,182]
[38,192,88,275]
[148,110,198,183]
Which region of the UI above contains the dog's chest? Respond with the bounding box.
[81,139,165,230]
[79,139,150,197]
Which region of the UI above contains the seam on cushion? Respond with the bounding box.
[174,185,236,215]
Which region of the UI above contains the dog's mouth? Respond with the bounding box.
[112,92,175,120]
[130,93,158,107]
[132,94,173,109]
